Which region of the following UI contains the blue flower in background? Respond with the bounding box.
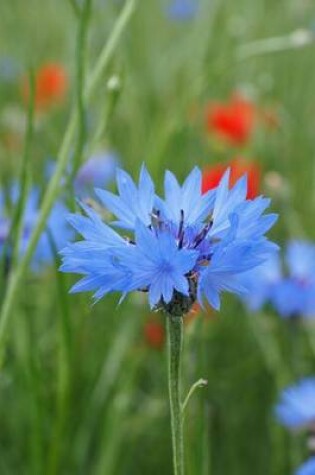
[46,150,119,196]
[271,278,308,318]
[60,164,278,314]
[0,56,21,83]
[271,241,315,318]
[0,185,72,270]
[74,150,119,193]
[241,240,315,318]
[286,241,315,281]
[296,457,315,475]
[240,253,281,311]
[275,378,315,429]
[167,0,198,21]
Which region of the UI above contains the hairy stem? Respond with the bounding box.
[167,316,184,475]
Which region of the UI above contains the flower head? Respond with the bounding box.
[0,184,72,270]
[275,378,315,429]
[0,56,21,83]
[60,164,278,315]
[22,63,68,111]
[205,93,255,146]
[202,158,261,200]
[296,457,315,475]
[273,241,315,318]
[240,253,281,311]
[74,150,119,193]
[45,150,119,196]
[242,240,315,317]
[167,0,198,20]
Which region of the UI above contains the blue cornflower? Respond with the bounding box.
[279,242,314,318]
[241,240,315,318]
[240,253,281,311]
[0,56,21,83]
[274,241,315,318]
[60,164,278,315]
[167,0,198,21]
[286,241,315,281]
[296,457,315,475]
[275,378,315,429]
[45,150,119,195]
[74,150,119,193]
[0,184,72,269]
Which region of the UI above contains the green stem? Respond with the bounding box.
[67,0,81,17]
[89,75,121,152]
[167,316,184,475]
[71,0,92,178]
[11,68,35,268]
[182,378,207,417]
[236,30,314,61]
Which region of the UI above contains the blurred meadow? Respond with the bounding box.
[0,0,315,474]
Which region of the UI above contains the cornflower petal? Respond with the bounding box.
[96,164,154,229]
[209,169,248,238]
[159,167,215,226]
[296,457,315,475]
[275,378,315,429]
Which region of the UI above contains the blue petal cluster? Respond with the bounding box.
[275,378,315,429]
[296,457,315,475]
[0,56,21,82]
[60,164,278,315]
[45,150,119,196]
[74,150,119,193]
[0,185,72,270]
[167,0,198,21]
[242,240,315,317]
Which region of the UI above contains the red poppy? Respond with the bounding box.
[205,93,255,146]
[22,63,68,111]
[202,158,261,200]
[144,319,165,350]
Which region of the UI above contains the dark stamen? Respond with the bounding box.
[150,209,161,228]
[178,209,185,249]
[193,219,213,248]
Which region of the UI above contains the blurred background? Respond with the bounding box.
[0,0,315,474]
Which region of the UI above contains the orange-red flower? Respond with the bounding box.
[205,93,255,146]
[22,63,68,111]
[202,158,261,200]
[144,319,165,350]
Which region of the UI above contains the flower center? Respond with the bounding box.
[155,275,198,317]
